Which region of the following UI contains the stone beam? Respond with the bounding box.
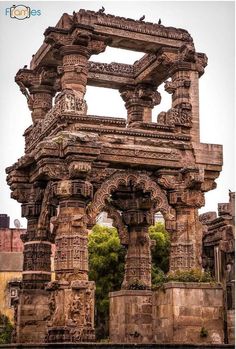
[87,61,134,89]
[30,10,193,70]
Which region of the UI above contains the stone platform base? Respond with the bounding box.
[14,289,50,343]
[227,310,235,344]
[0,343,234,349]
[109,290,153,343]
[109,283,225,345]
[153,282,224,344]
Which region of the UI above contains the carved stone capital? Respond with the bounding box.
[120,83,161,108]
[123,209,154,226]
[182,168,204,189]
[53,179,93,200]
[157,170,181,189]
[44,30,70,48]
[169,189,205,208]
[21,203,42,218]
[69,161,92,179]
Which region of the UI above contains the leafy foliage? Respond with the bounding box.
[88,225,126,340]
[0,313,13,344]
[152,268,214,288]
[148,222,170,277]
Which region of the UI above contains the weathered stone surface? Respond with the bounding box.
[153,283,224,344]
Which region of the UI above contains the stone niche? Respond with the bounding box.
[109,282,224,344]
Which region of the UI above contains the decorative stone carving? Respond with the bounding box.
[120,83,161,125]
[157,103,192,127]
[89,61,134,77]
[88,171,175,222]
[53,89,87,114]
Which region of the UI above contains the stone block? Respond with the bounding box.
[152,283,224,344]
[179,305,202,317]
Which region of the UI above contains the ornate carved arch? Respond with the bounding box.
[87,170,175,223]
[103,204,129,245]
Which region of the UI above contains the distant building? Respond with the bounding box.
[154,212,164,224]
[0,214,10,229]
[0,219,25,323]
[96,211,113,227]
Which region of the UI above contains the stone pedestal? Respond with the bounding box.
[47,280,95,342]
[153,282,224,344]
[14,289,50,343]
[109,290,153,343]
[227,310,235,344]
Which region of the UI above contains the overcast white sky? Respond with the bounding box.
[0,1,235,227]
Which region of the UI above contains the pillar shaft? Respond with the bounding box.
[46,179,95,343]
[60,45,90,98]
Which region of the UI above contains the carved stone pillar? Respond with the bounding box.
[46,179,95,343]
[18,183,54,287]
[14,183,54,343]
[29,85,55,123]
[15,67,57,124]
[122,209,153,289]
[163,45,207,141]
[120,83,161,126]
[60,45,90,98]
[53,33,108,115]
[169,189,205,271]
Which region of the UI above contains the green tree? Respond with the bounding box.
[0,313,13,344]
[148,222,170,285]
[88,225,126,340]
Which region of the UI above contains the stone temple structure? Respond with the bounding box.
[6,9,225,345]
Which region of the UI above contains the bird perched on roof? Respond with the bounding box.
[158,18,161,25]
[98,6,105,13]
[23,65,27,69]
[139,15,145,21]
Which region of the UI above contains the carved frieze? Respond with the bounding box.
[89,61,134,77]
[157,103,192,127]
[170,242,195,270]
[23,242,51,272]
[54,89,87,114]
[54,234,88,273]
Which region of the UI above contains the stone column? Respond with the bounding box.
[15,67,57,124]
[120,83,161,126]
[29,85,55,123]
[21,204,52,287]
[169,189,204,271]
[53,33,108,115]
[122,209,153,289]
[46,179,95,343]
[60,45,90,98]
[14,184,54,343]
[164,47,207,142]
